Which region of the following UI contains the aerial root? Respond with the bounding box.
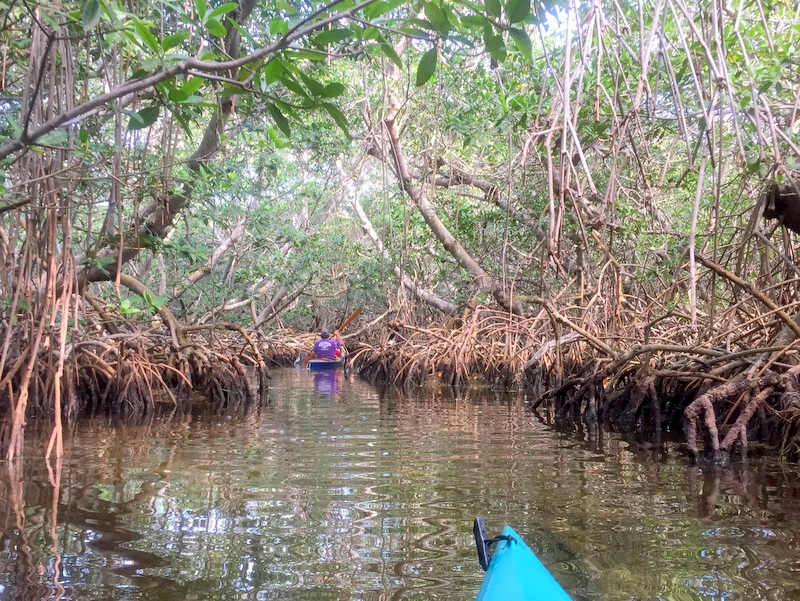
[683,372,799,462]
[0,319,273,435]
[350,305,557,388]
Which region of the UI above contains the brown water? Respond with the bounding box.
[1,368,799,601]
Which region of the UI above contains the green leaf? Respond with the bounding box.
[400,26,431,37]
[449,33,474,47]
[505,0,530,23]
[168,88,189,102]
[141,57,161,71]
[268,103,291,137]
[299,72,326,96]
[415,47,438,86]
[228,20,256,47]
[508,27,532,62]
[292,50,328,61]
[173,110,195,138]
[142,290,167,310]
[195,0,207,20]
[278,59,301,75]
[178,94,204,104]
[81,0,102,31]
[483,23,506,61]
[205,16,227,37]
[439,3,460,29]
[314,28,351,45]
[127,106,160,130]
[263,60,283,84]
[460,13,486,27]
[39,129,69,146]
[407,17,436,31]
[164,52,190,62]
[132,20,160,53]
[87,256,115,276]
[457,0,485,11]
[379,38,403,69]
[364,0,388,18]
[180,76,204,95]
[128,68,152,80]
[4,114,22,138]
[322,102,350,137]
[119,298,141,315]
[79,128,89,144]
[270,17,287,35]
[280,74,307,98]
[365,0,405,18]
[423,2,448,29]
[155,80,175,97]
[485,0,502,18]
[267,125,290,148]
[161,31,189,51]
[320,82,346,98]
[207,1,238,20]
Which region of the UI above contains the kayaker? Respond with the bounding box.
[313,327,343,360]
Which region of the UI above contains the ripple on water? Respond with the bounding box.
[2,369,800,601]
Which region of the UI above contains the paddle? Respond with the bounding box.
[334,307,363,335]
[302,307,362,366]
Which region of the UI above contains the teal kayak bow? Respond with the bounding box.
[474,516,574,601]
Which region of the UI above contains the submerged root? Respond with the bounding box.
[778,392,800,458]
[684,376,780,463]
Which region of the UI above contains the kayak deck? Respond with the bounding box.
[475,522,573,601]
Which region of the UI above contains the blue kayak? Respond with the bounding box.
[475,520,573,601]
[307,356,347,370]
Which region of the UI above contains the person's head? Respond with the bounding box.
[320,327,330,339]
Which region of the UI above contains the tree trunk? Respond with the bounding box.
[371,96,524,316]
[337,159,458,315]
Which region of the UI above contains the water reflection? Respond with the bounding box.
[1,370,799,601]
[313,370,343,397]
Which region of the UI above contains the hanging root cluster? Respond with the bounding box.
[351,305,548,388]
[0,296,272,458]
[348,269,800,460]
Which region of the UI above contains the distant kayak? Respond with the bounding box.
[307,356,347,370]
[474,517,573,601]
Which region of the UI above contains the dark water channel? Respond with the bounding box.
[2,368,800,601]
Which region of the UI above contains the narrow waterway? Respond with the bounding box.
[2,368,799,601]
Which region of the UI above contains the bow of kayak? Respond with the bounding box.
[475,521,574,601]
